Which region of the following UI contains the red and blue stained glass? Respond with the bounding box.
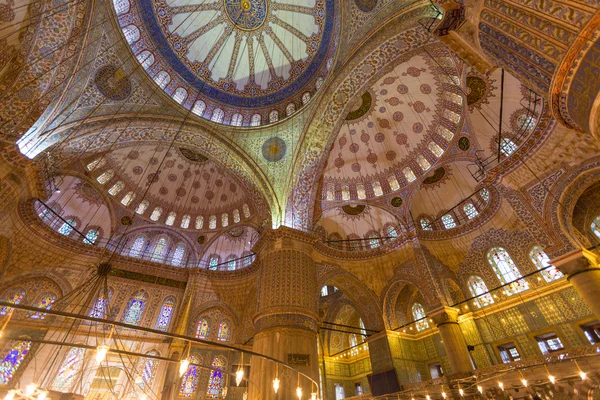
[122,291,148,325]
[206,356,226,398]
[155,297,175,331]
[196,318,210,339]
[51,347,85,392]
[89,288,113,319]
[0,341,31,386]
[138,351,158,390]
[179,355,200,397]
[29,292,57,319]
[0,288,25,315]
[217,321,230,342]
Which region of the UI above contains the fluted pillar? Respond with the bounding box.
[429,306,473,376]
[248,228,319,400]
[552,248,600,319]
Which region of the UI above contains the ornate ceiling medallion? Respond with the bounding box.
[224,0,268,31]
[391,197,403,207]
[422,167,446,185]
[95,65,131,101]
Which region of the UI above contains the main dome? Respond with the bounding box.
[115,0,338,126]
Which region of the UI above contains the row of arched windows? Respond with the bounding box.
[126,234,189,266]
[324,224,402,251]
[0,288,57,319]
[195,317,231,342]
[36,202,102,245]
[420,189,490,231]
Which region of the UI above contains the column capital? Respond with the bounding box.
[550,248,600,277]
[428,306,460,326]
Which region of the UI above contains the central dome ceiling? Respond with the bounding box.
[118,0,338,126]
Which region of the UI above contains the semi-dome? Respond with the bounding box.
[115,0,339,126]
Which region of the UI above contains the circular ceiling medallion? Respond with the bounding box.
[120,216,133,225]
[197,236,206,244]
[458,137,470,151]
[466,76,486,105]
[262,137,286,162]
[354,0,377,12]
[224,0,268,31]
[95,65,131,100]
[391,197,403,207]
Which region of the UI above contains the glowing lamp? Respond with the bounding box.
[25,383,38,396]
[477,385,483,394]
[441,392,447,399]
[36,390,48,400]
[521,379,528,387]
[498,381,504,390]
[236,369,244,386]
[273,377,280,393]
[580,371,587,380]
[179,359,190,377]
[95,345,109,363]
[4,390,16,400]
[459,388,464,397]
[296,386,303,399]
[311,393,318,400]
[548,375,556,384]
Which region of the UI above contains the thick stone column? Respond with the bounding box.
[429,307,473,376]
[248,228,319,400]
[552,249,600,319]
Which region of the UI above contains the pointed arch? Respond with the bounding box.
[206,356,227,398]
[155,296,176,331]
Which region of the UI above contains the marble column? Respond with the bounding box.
[248,228,319,400]
[429,306,473,376]
[552,248,600,319]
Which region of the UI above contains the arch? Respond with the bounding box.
[487,247,528,295]
[195,317,211,339]
[155,296,176,331]
[380,272,437,330]
[206,356,227,398]
[217,320,231,342]
[467,276,494,308]
[411,303,429,331]
[121,290,149,325]
[529,246,564,282]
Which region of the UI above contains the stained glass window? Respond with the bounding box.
[480,188,490,202]
[181,215,191,229]
[316,77,324,89]
[120,191,135,207]
[196,318,210,339]
[387,226,398,238]
[97,170,114,185]
[227,257,236,271]
[195,216,204,229]
[467,276,494,308]
[84,229,99,245]
[29,292,57,319]
[442,214,456,229]
[136,200,149,215]
[221,213,229,228]
[130,235,146,257]
[192,101,206,116]
[136,351,158,391]
[420,218,432,231]
[403,167,416,182]
[58,219,77,236]
[0,288,25,315]
[233,209,240,223]
[108,181,124,196]
[0,341,31,386]
[500,138,517,156]
[464,203,479,219]
[165,211,176,226]
[86,158,106,171]
[209,215,217,229]
[137,51,154,69]
[437,125,454,141]
[155,297,175,331]
[179,354,200,397]
[250,114,261,126]
[302,92,311,105]
[217,321,231,342]
[150,207,163,221]
[231,113,243,126]
[154,71,170,89]
[206,356,226,398]
[89,288,113,319]
[342,185,350,200]
[372,181,383,196]
[412,303,429,331]
[173,88,187,104]
[243,204,250,218]
[388,175,400,191]
[121,290,148,325]
[369,237,379,249]
[487,247,528,295]
[172,243,185,266]
[326,184,334,201]
[51,347,85,392]
[592,216,600,239]
[211,108,224,123]
[529,246,564,282]
[122,25,139,45]
[269,110,278,123]
[417,155,431,171]
[428,142,444,157]
[357,184,366,200]
[208,256,218,270]
[286,103,296,116]
[151,237,168,262]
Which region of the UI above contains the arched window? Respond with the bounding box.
[180,215,191,229]
[372,181,383,196]
[121,191,135,206]
[155,297,175,331]
[136,51,154,69]
[196,317,210,339]
[500,138,517,156]
[217,321,231,341]
[463,203,478,219]
[192,101,206,116]
[130,235,146,257]
[368,234,379,249]
[243,204,251,218]
[206,356,226,397]
[232,209,240,223]
[121,290,148,325]
[420,218,432,231]
[171,243,185,267]
[89,288,113,319]
[84,229,99,245]
[173,88,187,104]
[269,110,279,123]
[591,216,600,239]
[250,114,261,126]
[467,276,494,308]
[388,175,400,191]
[349,334,358,355]
[29,292,57,319]
[437,125,454,141]
[0,288,25,315]
[316,76,324,89]
[326,184,334,201]
[150,207,163,221]
[339,185,348,201]
[0,341,32,386]
[231,113,243,126]
[412,303,429,331]
[480,188,490,202]
[441,214,456,229]
[113,0,129,14]
[227,256,236,271]
[221,213,229,228]
[108,181,125,196]
[211,108,224,123]
[51,347,86,392]
[286,103,296,116]
[428,142,444,157]
[529,246,564,282]
[151,237,168,262]
[208,256,219,270]
[403,167,416,182]
[165,211,176,226]
[487,247,528,295]
[134,351,158,392]
[416,155,431,171]
[58,219,77,236]
[386,225,398,238]
[302,92,311,105]
[86,158,106,171]
[122,25,140,45]
[195,216,204,229]
[179,354,200,397]
[209,215,217,229]
[154,71,171,89]
[357,184,366,200]
[136,200,149,214]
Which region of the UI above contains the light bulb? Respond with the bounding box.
[296,386,303,399]
[273,377,280,393]
[478,385,483,394]
[548,375,556,384]
[25,383,38,396]
[135,376,143,385]
[222,387,228,397]
[579,371,587,380]
[498,381,504,390]
[36,390,48,400]
[242,392,248,400]
[426,395,431,400]
[236,369,244,386]
[4,390,16,400]
[521,379,528,387]
[441,392,447,399]
[95,344,109,363]
[179,359,190,377]
[311,393,318,400]
[459,388,464,396]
